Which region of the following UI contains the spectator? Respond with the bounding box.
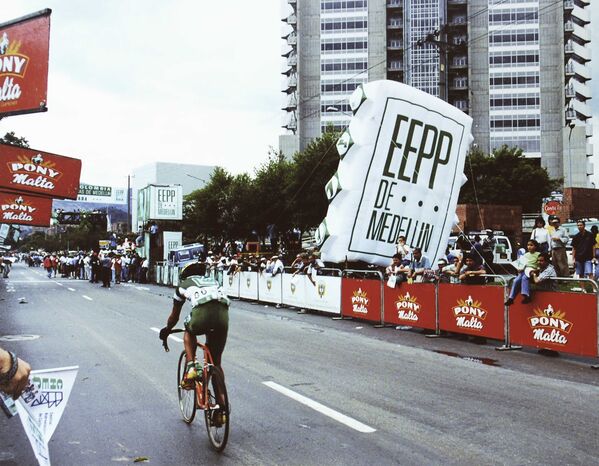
[470,235,484,266]
[481,230,496,270]
[549,217,569,277]
[385,253,407,286]
[458,254,486,285]
[529,252,557,291]
[395,235,412,261]
[101,253,112,288]
[591,225,599,281]
[407,248,431,282]
[505,239,540,305]
[269,255,285,277]
[43,254,52,278]
[571,220,595,279]
[442,256,462,283]
[530,217,550,254]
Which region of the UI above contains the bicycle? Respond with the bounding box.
[161,329,230,452]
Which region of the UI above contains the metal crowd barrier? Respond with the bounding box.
[153,264,599,363]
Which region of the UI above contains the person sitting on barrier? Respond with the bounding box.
[386,253,408,285]
[407,248,431,283]
[529,252,557,291]
[505,239,540,305]
[458,254,486,285]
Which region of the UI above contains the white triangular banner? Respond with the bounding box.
[15,366,79,466]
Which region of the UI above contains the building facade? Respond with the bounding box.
[280,0,592,187]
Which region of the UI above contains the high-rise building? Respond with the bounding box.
[280,0,592,187]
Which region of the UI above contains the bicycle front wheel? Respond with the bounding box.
[177,350,196,423]
[204,366,230,452]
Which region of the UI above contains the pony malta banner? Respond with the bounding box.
[317,81,472,266]
[0,143,82,200]
[0,189,53,226]
[0,9,51,117]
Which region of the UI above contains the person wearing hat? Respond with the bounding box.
[269,255,284,277]
[549,217,569,277]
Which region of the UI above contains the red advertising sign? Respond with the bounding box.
[438,283,505,340]
[341,277,382,323]
[0,9,51,117]
[0,189,52,226]
[509,291,597,358]
[543,200,561,216]
[383,283,436,330]
[0,143,82,199]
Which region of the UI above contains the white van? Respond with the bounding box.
[447,232,514,265]
[167,243,206,266]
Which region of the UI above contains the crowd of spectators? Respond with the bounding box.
[25,250,150,288]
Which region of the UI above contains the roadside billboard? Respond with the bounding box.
[137,184,182,225]
[163,231,182,261]
[0,9,51,118]
[0,143,82,200]
[0,189,53,226]
[77,183,127,204]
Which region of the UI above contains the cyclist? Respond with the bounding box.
[159,261,229,390]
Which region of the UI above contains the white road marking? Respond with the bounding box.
[150,327,183,343]
[7,280,60,283]
[82,295,93,301]
[262,381,376,434]
[67,287,75,292]
[136,286,150,291]
[56,282,64,287]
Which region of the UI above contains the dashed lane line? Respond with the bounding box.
[136,286,150,291]
[82,295,93,301]
[150,327,183,343]
[67,287,75,292]
[56,282,64,287]
[262,381,376,434]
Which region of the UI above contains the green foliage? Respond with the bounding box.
[0,131,29,147]
[459,145,561,213]
[183,132,340,244]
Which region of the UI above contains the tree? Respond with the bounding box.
[459,145,560,213]
[0,131,29,148]
[284,131,340,232]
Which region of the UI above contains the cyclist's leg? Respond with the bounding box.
[183,329,197,364]
[206,328,228,407]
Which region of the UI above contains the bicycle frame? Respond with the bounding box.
[194,341,215,410]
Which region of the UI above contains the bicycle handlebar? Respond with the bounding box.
[161,328,184,352]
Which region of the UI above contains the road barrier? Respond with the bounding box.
[153,264,599,361]
[505,278,598,358]
[438,276,508,341]
[384,282,437,331]
[341,270,383,323]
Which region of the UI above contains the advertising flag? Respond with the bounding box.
[0,9,51,117]
[0,189,53,226]
[15,366,79,466]
[317,80,472,266]
[0,143,82,200]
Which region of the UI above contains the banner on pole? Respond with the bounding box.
[318,81,472,267]
[0,9,51,118]
[0,143,82,200]
[15,366,78,466]
[0,189,53,226]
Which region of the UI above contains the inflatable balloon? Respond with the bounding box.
[317,80,473,266]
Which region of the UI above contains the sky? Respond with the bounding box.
[0,1,598,188]
[0,1,284,188]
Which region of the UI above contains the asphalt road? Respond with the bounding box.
[1,263,598,465]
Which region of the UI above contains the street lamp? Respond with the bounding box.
[186,173,207,184]
[567,121,575,188]
[326,106,352,117]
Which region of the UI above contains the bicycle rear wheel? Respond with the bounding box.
[177,350,196,423]
[204,366,230,451]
